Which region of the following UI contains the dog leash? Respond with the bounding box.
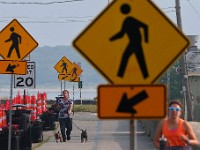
[67,112,84,131]
[57,104,84,132]
[72,121,84,131]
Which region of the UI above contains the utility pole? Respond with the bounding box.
[175,0,193,121]
[167,70,171,100]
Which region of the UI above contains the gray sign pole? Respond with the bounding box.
[60,80,62,95]
[130,120,135,150]
[64,80,66,90]
[8,74,13,150]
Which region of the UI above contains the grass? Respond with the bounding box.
[47,104,97,113]
[72,105,97,113]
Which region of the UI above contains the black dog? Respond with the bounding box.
[55,131,62,143]
[81,129,88,143]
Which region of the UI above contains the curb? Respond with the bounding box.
[32,122,59,150]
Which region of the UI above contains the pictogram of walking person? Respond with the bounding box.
[5,27,22,59]
[70,67,78,81]
[110,3,149,79]
[60,60,68,74]
[71,67,77,77]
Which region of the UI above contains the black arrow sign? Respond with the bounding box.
[62,75,69,80]
[117,90,148,114]
[6,63,19,73]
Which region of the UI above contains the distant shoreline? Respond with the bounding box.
[0,88,97,100]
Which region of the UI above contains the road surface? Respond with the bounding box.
[33,112,156,150]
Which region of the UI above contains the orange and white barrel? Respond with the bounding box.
[17,95,24,110]
[0,104,5,110]
[2,110,7,126]
[12,98,17,110]
[44,92,47,111]
[12,97,17,106]
[30,110,37,121]
[25,96,32,110]
[5,100,10,110]
[41,93,47,113]
[37,92,42,115]
[17,95,23,104]
[31,95,37,120]
[0,109,3,128]
[31,95,37,110]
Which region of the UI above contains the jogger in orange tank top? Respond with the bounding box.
[153,100,198,149]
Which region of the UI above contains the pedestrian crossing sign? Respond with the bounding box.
[71,62,83,76]
[54,56,74,75]
[0,19,38,60]
[73,0,189,84]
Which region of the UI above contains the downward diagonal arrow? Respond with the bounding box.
[6,64,19,73]
[117,90,148,114]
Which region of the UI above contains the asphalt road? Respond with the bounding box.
[33,112,156,150]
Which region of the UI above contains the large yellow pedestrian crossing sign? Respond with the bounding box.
[73,0,190,84]
[0,19,38,60]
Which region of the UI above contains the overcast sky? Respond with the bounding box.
[0,0,200,47]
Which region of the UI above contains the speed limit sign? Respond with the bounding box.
[14,62,36,88]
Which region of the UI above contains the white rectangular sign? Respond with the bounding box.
[14,62,36,89]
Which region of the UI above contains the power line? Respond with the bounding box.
[161,6,175,10]
[0,19,92,24]
[160,6,176,14]
[186,0,200,20]
[164,10,176,13]
[0,16,93,23]
[0,0,84,5]
[0,16,93,19]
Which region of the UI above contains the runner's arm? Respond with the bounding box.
[153,120,165,148]
[181,121,199,146]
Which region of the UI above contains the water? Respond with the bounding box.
[0,88,97,100]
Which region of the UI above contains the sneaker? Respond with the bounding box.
[63,138,66,142]
[67,135,71,141]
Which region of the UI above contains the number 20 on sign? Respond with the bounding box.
[14,62,36,89]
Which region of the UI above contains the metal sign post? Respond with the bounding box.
[130,120,135,150]
[72,83,75,114]
[8,74,14,150]
[73,83,75,102]
[60,80,62,95]
[80,86,82,106]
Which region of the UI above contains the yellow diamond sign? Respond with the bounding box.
[73,0,190,84]
[70,62,83,76]
[0,19,38,60]
[54,56,74,75]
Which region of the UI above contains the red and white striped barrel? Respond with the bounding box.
[12,97,17,106]
[16,95,23,104]
[41,93,47,113]
[30,110,37,121]
[37,92,42,115]
[2,110,7,127]
[0,109,2,128]
[31,95,37,110]
[5,100,10,110]
[18,95,24,110]
[25,96,32,110]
